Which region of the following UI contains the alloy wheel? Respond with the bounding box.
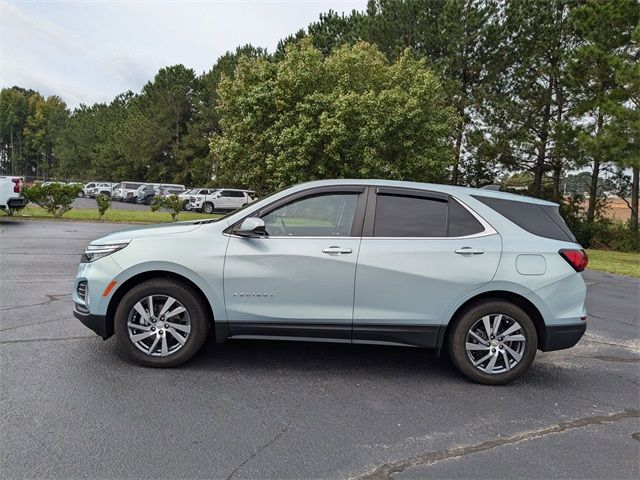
[465,313,526,374]
[127,295,191,357]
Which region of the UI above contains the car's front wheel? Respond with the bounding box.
[203,202,214,214]
[114,278,209,367]
[448,300,537,385]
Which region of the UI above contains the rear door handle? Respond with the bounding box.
[455,247,484,255]
[322,246,353,255]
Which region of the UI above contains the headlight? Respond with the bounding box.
[81,241,130,263]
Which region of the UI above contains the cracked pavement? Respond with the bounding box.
[1,219,639,479]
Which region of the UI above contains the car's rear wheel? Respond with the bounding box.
[203,202,214,214]
[114,279,208,367]
[448,300,537,385]
[78,190,85,198]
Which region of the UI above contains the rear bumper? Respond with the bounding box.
[540,322,586,351]
[74,308,111,339]
[6,198,26,209]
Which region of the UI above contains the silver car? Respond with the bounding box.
[73,179,588,384]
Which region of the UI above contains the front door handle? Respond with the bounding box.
[455,247,485,255]
[322,246,353,255]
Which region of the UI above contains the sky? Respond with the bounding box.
[1,0,366,108]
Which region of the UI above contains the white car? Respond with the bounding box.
[89,182,116,198]
[178,188,216,210]
[112,182,144,202]
[0,176,25,213]
[189,189,255,214]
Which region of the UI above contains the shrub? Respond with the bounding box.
[22,183,82,218]
[96,194,111,220]
[150,194,183,222]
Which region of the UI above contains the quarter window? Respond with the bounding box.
[261,193,358,237]
[448,200,484,237]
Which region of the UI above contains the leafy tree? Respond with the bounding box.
[96,193,111,220]
[150,194,183,222]
[22,183,82,218]
[0,87,33,175]
[567,0,639,222]
[212,39,457,194]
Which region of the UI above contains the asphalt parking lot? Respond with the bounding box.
[1,219,639,479]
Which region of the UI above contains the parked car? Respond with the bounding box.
[80,182,97,197]
[189,188,255,214]
[179,188,216,210]
[91,182,116,198]
[73,179,588,384]
[0,176,25,213]
[112,182,144,202]
[136,183,186,205]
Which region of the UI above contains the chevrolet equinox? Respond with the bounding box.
[73,180,588,384]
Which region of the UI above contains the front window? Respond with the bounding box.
[261,193,358,237]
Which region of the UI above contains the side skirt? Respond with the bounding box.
[226,322,441,348]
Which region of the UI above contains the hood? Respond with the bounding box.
[91,221,203,244]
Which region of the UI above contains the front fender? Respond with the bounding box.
[99,260,226,323]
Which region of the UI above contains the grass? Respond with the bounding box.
[587,249,640,278]
[2,206,222,223]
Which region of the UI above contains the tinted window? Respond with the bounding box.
[262,193,358,237]
[374,194,447,237]
[448,200,484,237]
[472,195,575,242]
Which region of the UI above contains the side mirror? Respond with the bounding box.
[235,217,267,237]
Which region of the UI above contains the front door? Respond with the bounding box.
[223,187,366,341]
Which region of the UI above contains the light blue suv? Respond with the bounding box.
[73,180,588,384]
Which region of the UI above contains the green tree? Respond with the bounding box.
[212,39,457,193]
[567,0,639,222]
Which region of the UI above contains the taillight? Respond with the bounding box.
[12,178,20,194]
[559,249,588,272]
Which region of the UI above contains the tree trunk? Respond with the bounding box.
[587,111,604,224]
[10,125,15,176]
[451,124,464,185]
[532,80,553,195]
[631,165,639,232]
[552,163,562,201]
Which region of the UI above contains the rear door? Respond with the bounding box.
[353,187,502,347]
[223,186,366,340]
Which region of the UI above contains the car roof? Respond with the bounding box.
[291,179,558,206]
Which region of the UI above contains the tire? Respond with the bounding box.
[114,278,209,367]
[203,202,214,214]
[78,191,85,198]
[447,300,537,385]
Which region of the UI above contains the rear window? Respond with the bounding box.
[472,195,575,242]
[374,195,448,237]
[373,195,485,237]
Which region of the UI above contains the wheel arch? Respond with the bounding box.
[438,290,546,350]
[104,270,228,342]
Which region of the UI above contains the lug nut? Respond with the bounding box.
[159,330,164,335]
[498,337,503,341]
[499,345,504,350]
[164,324,169,329]
[490,335,495,339]
[491,348,496,353]
[151,326,156,331]
[151,319,156,323]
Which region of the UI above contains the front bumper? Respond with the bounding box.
[539,322,586,351]
[74,308,111,339]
